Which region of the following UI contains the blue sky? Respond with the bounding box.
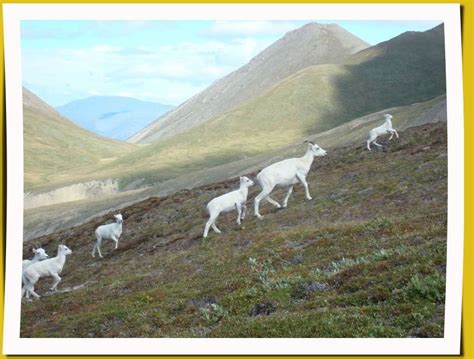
[21,20,442,107]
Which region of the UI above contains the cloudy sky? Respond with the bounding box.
[21,20,442,107]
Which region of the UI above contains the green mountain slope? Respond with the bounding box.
[337,24,446,117]
[129,23,369,143]
[23,94,446,242]
[23,88,137,190]
[92,25,445,189]
[21,122,447,338]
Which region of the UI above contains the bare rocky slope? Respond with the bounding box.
[128,23,369,143]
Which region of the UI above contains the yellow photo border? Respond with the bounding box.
[0,0,471,358]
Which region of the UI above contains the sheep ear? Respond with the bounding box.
[32,248,37,253]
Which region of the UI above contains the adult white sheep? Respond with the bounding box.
[367,113,399,151]
[22,248,49,272]
[254,141,327,219]
[92,213,123,258]
[203,176,254,238]
[22,244,72,299]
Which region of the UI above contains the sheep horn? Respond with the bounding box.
[303,140,314,145]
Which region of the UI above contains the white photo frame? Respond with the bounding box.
[2,3,464,355]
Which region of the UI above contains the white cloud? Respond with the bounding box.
[93,44,119,53]
[22,36,274,106]
[205,20,300,37]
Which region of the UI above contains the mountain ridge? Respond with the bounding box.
[128,22,369,144]
[96,24,445,191]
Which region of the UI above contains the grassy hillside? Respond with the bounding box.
[87,25,445,190]
[338,24,446,118]
[23,88,137,191]
[24,25,444,195]
[88,92,446,190]
[129,23,369,143]
[23,95,446,241]
[21,122,447,338]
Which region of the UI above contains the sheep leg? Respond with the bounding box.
[50,273,61,291]
[93,234,104,258]
[21,275,29,298]
[389,129,399,140]
[211,221,222,234]
[203,217,213,238]
[254,189,271,219]
[204,212,220,237]
[373,140,383,147]
[282,186,294,208]
[96,241,104,258]
[26,280,40,298]
[235,203,242,225]
[28,286,40,299]
[22,282,36,299]
[367,139,372,151]
[111,236,119,250]
[265,196,282,209]
[296,173,312,200]
[241,203,247,220]
[21,284,28,299]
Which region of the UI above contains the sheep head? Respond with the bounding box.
[240,176,254,188]
[304,140,327,157]
[33,248,49,260]
[58,244,72,256]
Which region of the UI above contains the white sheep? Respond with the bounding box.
[203,176,254,238]
[92,213,123,258]
[22,248,49,272]
[22,244,72,299]
[254,141,327,219]
[22,248,49,299]
[367,113,399,151]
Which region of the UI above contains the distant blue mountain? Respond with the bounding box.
[56,96,174,141]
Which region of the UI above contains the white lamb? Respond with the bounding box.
[367,113,399,151]
[22,244,72,299]
[92,213,123,258]
[22,248,49,272]
[203,176,254,238]
[254,141,327,219]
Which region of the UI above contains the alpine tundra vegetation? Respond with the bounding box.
[21,123,447,337]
